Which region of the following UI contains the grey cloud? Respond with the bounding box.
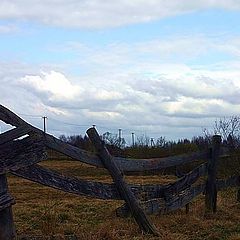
[128,74,240,105]
[0,0,240,29]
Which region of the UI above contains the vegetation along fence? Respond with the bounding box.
[0,104,240,239]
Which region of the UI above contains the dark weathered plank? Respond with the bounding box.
[0,105,27,127]
[44,134,210,171]
[0,174,16,240]
[43,133,103,167]
[128,151,210,172]
[0,125,32,145]
[11,165,163,200]
[0,105,210,172]
[164,163,207,215]
[205,135,221,213]
[0,137,47,174]
[87,127,159,236]
[117,184,205,217]
[164,185,204,213]
[11,164,166,200]
[163,162,207,199]
[117,174,240,217]
[12,164,120,199]
[118,150,210,172]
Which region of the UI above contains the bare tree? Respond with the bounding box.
[136,134,150,147]
[204,116,240,148]
[102,131,126,148]
[214,116,240,140]
[156,136,167,147]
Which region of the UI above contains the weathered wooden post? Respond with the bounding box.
[87,127,159,236]
[0,174,16,240]
[205,135,221,214]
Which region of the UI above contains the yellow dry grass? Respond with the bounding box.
[7,160,240,240]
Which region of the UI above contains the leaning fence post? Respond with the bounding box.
[87,127,159,236]
[205,135,221,214]
[0,174,16,240]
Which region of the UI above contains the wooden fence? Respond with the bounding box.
[0,104,239,239]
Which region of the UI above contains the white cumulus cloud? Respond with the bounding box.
[20,71,81,100]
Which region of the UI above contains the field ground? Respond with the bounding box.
[7,160,240,240]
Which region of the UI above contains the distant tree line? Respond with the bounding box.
[58,116,240,159]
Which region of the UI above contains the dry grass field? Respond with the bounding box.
[7,160,240,240]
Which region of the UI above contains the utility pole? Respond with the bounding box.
[131,132,135,146]
[118,128,122,147]
[151,138,155,147]
[118,129,122,142]
[42,116,47,133]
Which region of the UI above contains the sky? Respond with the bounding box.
[0,0,240,144]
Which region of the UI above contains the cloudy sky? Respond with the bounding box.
[1,1,240,143]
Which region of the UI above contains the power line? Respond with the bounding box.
[18,111,149,128]
[19,113,42,118]
[48,128,85,134]
[47,117,90,127]
[17,113,165,140]
[18,114,150,135]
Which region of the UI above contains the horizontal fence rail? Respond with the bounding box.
[10,161,208,201]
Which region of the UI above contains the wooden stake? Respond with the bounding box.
[0,174,15,240]
[87,127,159,236]
[205,135,221,213]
